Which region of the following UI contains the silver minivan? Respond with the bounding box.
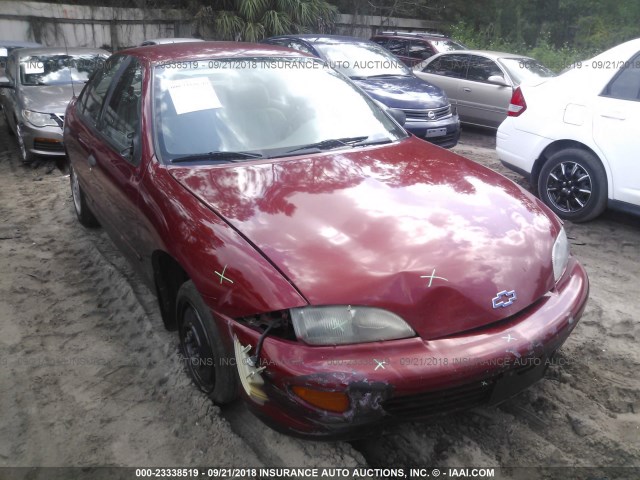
[0,47,109,163]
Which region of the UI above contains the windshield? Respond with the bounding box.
[499,57,556,84]
[313,43,412,78]
[20,54,107,86]
[153,57,407,163]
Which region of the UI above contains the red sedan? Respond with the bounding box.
[63,42,589,439]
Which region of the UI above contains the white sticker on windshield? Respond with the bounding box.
[23,60,45,74]
[167,77,222,115]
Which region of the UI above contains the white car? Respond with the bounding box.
[497,38,640,222]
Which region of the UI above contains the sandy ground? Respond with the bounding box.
[0,116,638,477]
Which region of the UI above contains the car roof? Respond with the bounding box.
[429,50,534,60]
[0,40,41,48]
[141,38,205,45]
[15,47,110,58]
[121,41,313,64]
[372,32,450,40]
[267,34,375,46]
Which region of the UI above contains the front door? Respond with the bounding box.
[592,52,640,207]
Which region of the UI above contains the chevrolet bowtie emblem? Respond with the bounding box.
[492,290,517,309]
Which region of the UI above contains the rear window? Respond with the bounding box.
[499,57,555,84]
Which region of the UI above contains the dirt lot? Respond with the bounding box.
[0,116,638,478]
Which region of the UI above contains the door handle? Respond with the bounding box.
[87,154,96,168]
[463,87,472,92]
[78,135,91,149]
[600,112,625,120]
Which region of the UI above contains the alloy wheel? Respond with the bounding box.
[545,161,592,213]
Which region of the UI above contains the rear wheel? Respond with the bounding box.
[70,163,100,227]
[538,148,607,222]
[177,280,237,404]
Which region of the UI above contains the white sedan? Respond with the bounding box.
[497,38,640,222]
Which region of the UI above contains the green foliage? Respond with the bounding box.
[198,0,338,41]
[449,16,621,74]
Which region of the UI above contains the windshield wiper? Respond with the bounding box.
[170,151,263,164]
[284,136,369,155]
[351,138,394,147]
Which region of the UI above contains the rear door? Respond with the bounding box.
[415,53,469,110]
[458,55,513,127]
[592,52,640,207]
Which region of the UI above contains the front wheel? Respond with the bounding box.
[16,124,34,164]
[177,280,237,404]
[538,148,607,222]
[4,109,14,136]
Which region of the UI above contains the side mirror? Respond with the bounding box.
[0,76,13,89]
[387,108,406,126]
[487,75,509,86]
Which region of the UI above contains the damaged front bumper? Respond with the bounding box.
[221,258,588,440]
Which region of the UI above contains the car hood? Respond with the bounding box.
[169,137,560,340]
[20,84,76,114]
[353,75,448,109]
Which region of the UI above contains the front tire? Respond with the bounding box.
[538,148,607,222]
[177,280,237,404]
[4,109,14,136]
[16,124,34,164]
[70,163,100,227]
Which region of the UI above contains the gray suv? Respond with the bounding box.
[0,47,109,163]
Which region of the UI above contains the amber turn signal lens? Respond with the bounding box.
[291,386,350,413]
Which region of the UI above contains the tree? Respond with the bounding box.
[196,0,339,42]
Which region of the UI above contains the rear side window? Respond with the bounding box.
[78,56,126,125]
[379,39,408,57]
[408,40,434,61]
[602,53,640,101]
[423,53,469,78]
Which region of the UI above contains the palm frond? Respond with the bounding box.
[213,11,244,40]
[237,0,270,22]
[261,9,293,36]
[242,21,266,42]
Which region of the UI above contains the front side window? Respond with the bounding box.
[101,59,143,162]
[466,56,503,83]
[601,52,640,101]
[78,56,126,125]
[153,57,407,163]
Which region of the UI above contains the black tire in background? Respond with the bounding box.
[69,163,100,228]
[538,148,608,222]
[177,280,238,404]
[4,110,14,135]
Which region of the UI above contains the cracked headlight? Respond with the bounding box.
[552,227,570,282]
[290,305,415,345]
[22,109,57,127]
